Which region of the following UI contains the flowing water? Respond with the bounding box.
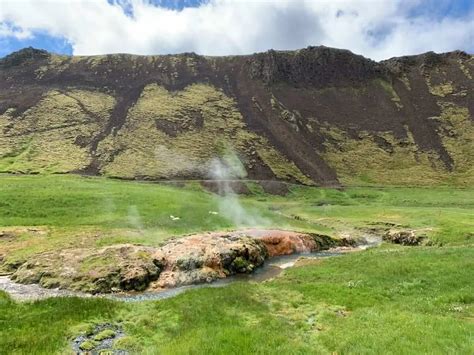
[109,250,344,302]
[0,249,356,302]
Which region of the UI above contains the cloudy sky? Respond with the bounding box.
[0,0,473,61]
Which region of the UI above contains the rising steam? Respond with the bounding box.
[127,205,144,231]
[208,152,268,228]
[116,145,268,230]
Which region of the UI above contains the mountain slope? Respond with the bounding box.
[0,46,473,185]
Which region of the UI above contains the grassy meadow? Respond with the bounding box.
[0,174,473,354]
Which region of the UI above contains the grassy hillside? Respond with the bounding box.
[0,175,473,353]
[1,47,472,186]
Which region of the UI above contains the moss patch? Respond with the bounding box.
[94,329,116,341]
[437,102,474,185]
[97,83,313,184]
[375,79,403,109]
[429,82,454,97]
[0,90,115,173]
[321,124,447,185]
[79,340,98,351]
[257,146,313,185]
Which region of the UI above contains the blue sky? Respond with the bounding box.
[0,0,473,60]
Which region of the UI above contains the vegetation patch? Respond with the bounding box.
[256,145,314,185]
[321,124,447,185]
[0,90,115,173]
[97,83,311,183]
[428,81,454,97]
[375,79,403,109]
[436,102,474,185]
[458,59,473,79]
[72,323,124,354]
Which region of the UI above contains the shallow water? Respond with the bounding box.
[99,250,343,302]
[0,275,92,301]
[0,248,369,302]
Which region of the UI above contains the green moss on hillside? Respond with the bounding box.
[257,145,313,185]
[458,58,473,79]
[375,79,403,109]
[321,125,447,185]
[428,82,454,97]
[437,102,474,184]
[0,90,115,173]
[98,83,312,183]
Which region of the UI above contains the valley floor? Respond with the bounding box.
[0,175,473,354]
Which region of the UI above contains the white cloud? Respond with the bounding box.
[0,22,32,39]
[0,0,472,60]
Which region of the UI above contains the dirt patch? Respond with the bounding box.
[0,231,16,241]
[237,229,342,257]
[0,227,47,239]
[259,232,317,257]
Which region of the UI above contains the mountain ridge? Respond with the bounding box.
[0,46,472,186]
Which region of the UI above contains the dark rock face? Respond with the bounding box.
[0,47,50,68]
[248,46,385,87]
[0,46,472,186]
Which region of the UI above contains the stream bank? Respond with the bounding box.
[0,235,378,302]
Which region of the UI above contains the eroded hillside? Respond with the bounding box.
[0,46,472,185]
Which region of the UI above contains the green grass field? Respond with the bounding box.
[0,175,473,354]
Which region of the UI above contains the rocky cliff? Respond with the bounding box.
[0,46,472,185]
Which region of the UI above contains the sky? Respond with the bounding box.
[0,0,473,61]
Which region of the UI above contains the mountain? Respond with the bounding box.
[0,46,472,186]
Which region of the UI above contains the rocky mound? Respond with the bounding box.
[151,233,268,289]
[9,229,355,294]
[231,228,349,256]
[11,244,160,293]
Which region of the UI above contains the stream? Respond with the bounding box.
[0,242,378,302]
[110,250,343,302]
